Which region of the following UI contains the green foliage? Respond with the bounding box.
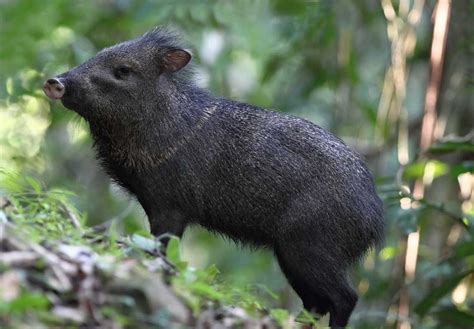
[0,171,83,243]
[0,291,49,314]
[1,0,473,328]
[166,237,184,267]
[0,177,299,328]
[429,139,474,154]
[415,271,473,317]
[270,308,291,327]
[431,307,474,328]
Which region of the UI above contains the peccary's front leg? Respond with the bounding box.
[148,210,186,248]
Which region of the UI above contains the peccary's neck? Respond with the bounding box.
[90,76,215,172]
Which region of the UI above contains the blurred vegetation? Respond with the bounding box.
[0,0,473,328]
[0,173,292,328]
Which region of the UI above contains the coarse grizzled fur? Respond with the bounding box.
[45,27,384,328]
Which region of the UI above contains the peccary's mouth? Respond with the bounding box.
[60,97,79,112]
[60,94,89,118]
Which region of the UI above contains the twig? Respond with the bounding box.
[0,196,11,209]
[59,201,83,233]
[397,1,452,328]
[0,251,39,266]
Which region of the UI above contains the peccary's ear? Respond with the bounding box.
[161,48,192,73]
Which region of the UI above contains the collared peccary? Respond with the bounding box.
[43,27,384,328]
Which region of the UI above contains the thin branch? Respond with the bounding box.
[59,201,83,233]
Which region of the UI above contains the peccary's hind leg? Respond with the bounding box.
[275,245,358,328]
[327,278,358,328]
[275,247,331,315]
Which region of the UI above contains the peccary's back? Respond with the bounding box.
[170,101,384,254]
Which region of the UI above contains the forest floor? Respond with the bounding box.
[0,186,318,329]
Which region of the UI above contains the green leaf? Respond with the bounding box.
[432,306,474,328]
[205,264,220,281]
[188,281,225,300]
[130,233,160,253]
[296,309,320,326]
[0,170,23,193]
[451,161,474,177]
[270,308,290,326]
[464,213,474,230]
[454,241,474,258]
[8,292,49,313]
[379,246,398,261]
[271,0,309,15]
[6,77,13,95]
[123,217,146,235]
[25,176,42,193]
[429,140,474,153]
[415,271,473,317]
[174,261,188,272]
[166,236,181,264]
[402,161,425,179]
[256,284,278,300]
[403,160,449,180]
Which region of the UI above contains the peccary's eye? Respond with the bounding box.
[114,66,132,79]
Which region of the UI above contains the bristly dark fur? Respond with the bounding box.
[50,27,384,328]
[142,26,182,47]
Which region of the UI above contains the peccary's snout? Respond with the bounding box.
[43,78,65,100]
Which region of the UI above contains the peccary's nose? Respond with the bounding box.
[43,78,65,100]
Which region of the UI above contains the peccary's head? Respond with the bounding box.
[43,28,192,122]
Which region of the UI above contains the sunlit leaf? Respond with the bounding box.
[188,281,225,300]
[379,246,397,260]
[295,309,320,326]
[8,292,49,313]
[205,264,220,281]
[270,308,290,326]
[25,175,42,193]
[6,77,13,95]
[403,160,449,180]
[166,236,181,264]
